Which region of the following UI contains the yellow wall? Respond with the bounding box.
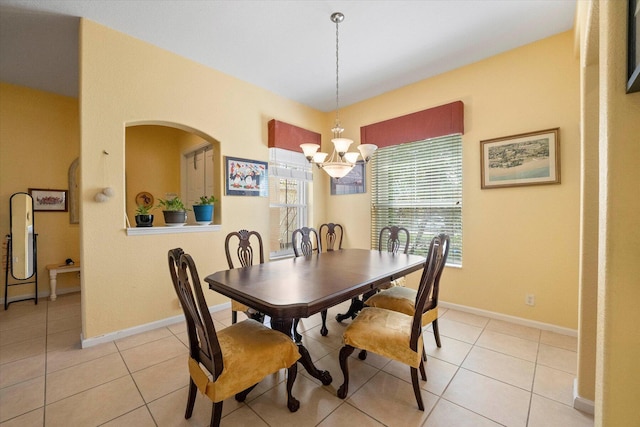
[0,83,81,299]
[595,1,640,424]
[332,31,581,328]
[78,19,325,338]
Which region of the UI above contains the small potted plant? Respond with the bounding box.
[157,197,189,226]
[193,195,216,224]
[134,204,154,227]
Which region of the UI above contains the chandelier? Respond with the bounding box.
[300,12,377,179]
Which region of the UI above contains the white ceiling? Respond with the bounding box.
[0,0,576,112]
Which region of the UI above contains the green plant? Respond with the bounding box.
[157,197,190,211]
[135,204,153,215]
[195,195,217,205]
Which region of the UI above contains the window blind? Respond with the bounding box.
[371,134,463,266]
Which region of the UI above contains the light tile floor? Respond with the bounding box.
[0,293,594,426]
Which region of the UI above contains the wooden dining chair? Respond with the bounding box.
[336,235,446,411]
[365,233,450,349]
[292,226,321,257]
[319,222,343,252]
[336,225,411,323]
[291,227,328,339]
[168,248,300,427]
[224,229,265,324]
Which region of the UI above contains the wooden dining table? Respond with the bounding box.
[205,248,425,386]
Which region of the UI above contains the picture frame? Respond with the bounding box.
[225,156,268,196]
[29,188,68,211]
[480,128,560,189]
[330,161,366,195]
[628,0,640,93]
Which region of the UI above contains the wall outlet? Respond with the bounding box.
[525,294,535,306]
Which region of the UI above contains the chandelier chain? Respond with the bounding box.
[334,15,341,134]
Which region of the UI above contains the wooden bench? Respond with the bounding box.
[46,263,80,301]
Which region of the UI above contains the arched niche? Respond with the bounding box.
[125,122,222,226]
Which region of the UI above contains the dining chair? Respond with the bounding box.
[168,248,300,427]
[224,229,265,324]
[365,233,450,349]
[319,222,343,252]
[336,234,446,411]
[336,225,411,323]
[291,227,328,339]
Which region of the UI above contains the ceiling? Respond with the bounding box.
[0,0,576,112]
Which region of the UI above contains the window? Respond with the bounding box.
[269,148,312,258]
[371,134,462,266]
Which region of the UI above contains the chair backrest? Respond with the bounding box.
[379,225,410,254]
[409,235,447,352]
[319,223,343,252]
[224,229,265,269]
[427,233,450,311]
[292,227,321,257]
[168,248,223,379]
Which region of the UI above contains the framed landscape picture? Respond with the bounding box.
[225,156,268,196]
[480,128,560,189]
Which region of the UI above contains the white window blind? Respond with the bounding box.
[371,134,463,266]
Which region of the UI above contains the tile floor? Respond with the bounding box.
[0,292,594,426]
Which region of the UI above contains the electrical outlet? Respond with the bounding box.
[525,294,535,306]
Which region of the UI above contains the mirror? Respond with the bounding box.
[9,192,36,279]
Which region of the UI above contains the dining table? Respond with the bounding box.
[205,248,425,386]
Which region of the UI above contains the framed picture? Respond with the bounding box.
[331,161,366,195]
[480,128,560,189]
[29,188,68,211]
[628,0,640,93]
[225,156,268,196]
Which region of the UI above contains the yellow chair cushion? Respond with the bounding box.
[231,299,249,313]
[343,307,423,368]
[376,276,406,290]
[365,286,438,327]
[188,319,300,403]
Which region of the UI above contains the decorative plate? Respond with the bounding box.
[135,191,154,208]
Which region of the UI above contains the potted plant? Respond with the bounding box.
[157,197,189,226]
[134,204,154,227]
[193,195,216,224]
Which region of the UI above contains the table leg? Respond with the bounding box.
[49,270,57,301]
[271,317,333,386]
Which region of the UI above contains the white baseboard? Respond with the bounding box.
[439,301,578,337]
[573,378,595,414]
[1,286,81,306]
[81,301,231,348]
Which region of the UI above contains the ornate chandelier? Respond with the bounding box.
[301,12,377,179]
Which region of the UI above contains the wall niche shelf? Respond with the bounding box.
[126,224,221,236]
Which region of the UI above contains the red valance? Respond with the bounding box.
[268,119,321,152]
[360,101,464,148]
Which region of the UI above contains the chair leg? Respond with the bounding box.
[337,345,355,399]
[419,359,427,382]
[232,310,238,324]
[335,297,363,322]
[358,349,367,360]
[286,363,300,412]
[235,383,257,402]
[320,309,328,336]
[210,401,223,427]
[185,378,197,419]
[422,342,427,361]
[432,319,442,348]
[410,367,425,411]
